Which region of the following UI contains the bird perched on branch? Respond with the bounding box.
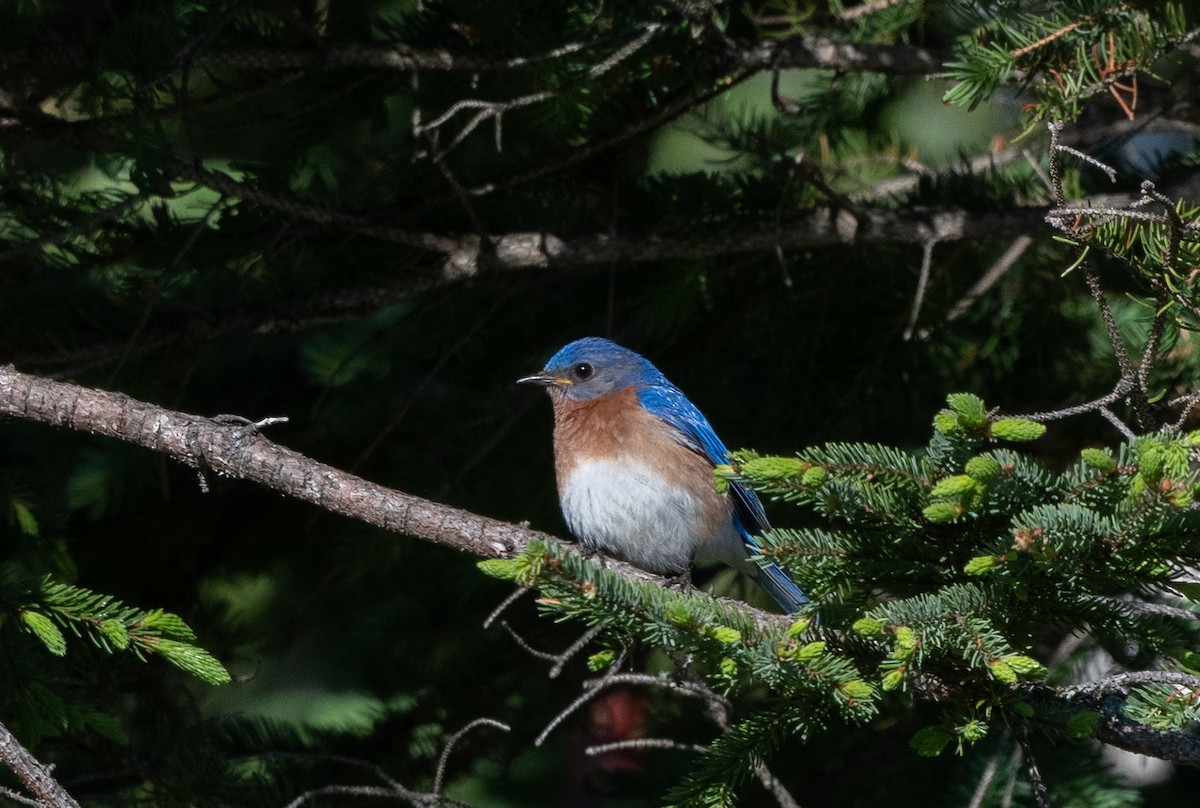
[518,337,808,613]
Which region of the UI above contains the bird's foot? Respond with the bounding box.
[576,545,608,568]
[663,568,694,593]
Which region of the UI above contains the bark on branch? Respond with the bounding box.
[0,365,536,561]
[724,34,947,75]
[173,163,1055,272]
[0,721,81,808]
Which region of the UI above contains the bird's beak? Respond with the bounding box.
[517,372,570,387]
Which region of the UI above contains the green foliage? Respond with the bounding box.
[5,569,230,686]
[946,1,1198,127]
[1124,683,1200,730]
[505,394,1200,797]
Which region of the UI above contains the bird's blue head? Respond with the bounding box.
[518,337,662,402]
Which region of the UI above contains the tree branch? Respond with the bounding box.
[5,365,1200,769]
[0,721,81,808]
[5,202,1048,375]
[163,164,1056,272]
[1,34,947,79]
[723,33,947,75]
[0,365,532,561]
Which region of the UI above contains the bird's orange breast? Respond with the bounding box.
[549,387,720,504]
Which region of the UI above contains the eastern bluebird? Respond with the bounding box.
[518,337,808,613]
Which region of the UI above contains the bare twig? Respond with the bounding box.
[968,753,1002,808]
[433,718,511,797]
[412,24,660,159]
[483,587,531,629]
[0,785,43,808]
[1100,406,1138,440]
[1060,670,1200,698]
[1016,729,1052,808]
[1014,377,1133,422]
[1170,391,1200,430]
[946,235,1032,323]
[585,738,707,755]
[754,761,804,808]
[902,239,936,340]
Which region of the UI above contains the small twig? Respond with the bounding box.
[585,738,707,755]
[754,761,803,808]
[1049,207,1168,227]
[1051,142,1119,183]
[1016,729,1052,808]
[497,620,563,663]
[417,90,553,155]
[536,668,726,747]
[944,235,1032,324]
[283,783,408,808]
[482,587,530,629]
[433,718,511,797]
[1046,122,1143,428]
[414,23,659,158]
[0,785,44,808]
[1015,378,1133,422]
[968,753,1001,808]
[903,239,936,341]
[1100,406,1138,440]
[535,673,621,746]
[256,751,405,791]
[447,67,758,203]
[211,414,290,429]
[1170,391,1200,430]
[550,625,605,679]
[1060,670,1200,699]
[586,24,661,79]
[1136,309,1169,424]
[1046,122,1068,208]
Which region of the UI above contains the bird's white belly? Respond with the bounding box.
[560,458,732,574]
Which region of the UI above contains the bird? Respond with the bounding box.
[518,337,808,613]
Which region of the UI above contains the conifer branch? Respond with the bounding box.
[4,368,1200,768]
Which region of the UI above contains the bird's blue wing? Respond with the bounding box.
[638,384,809,612]
[637,383,769,529]
[637,384,729,465]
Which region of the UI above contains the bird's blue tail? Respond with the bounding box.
[755,561,809,613]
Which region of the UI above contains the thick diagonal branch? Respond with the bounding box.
[0,365,534,561]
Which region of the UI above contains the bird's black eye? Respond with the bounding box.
[572,362,594,380]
